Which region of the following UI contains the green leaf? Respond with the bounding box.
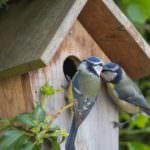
[128,142,150,150]
[120,112,130,121]
[49,125,60,131]
[21,141,41,150]
[116,0,150,34]
[10,135,29,150]
[130,114,149,128]
[0,130,25,150]
[40,83,63,96]
[32,144,41,150]
[50,129,68,138]
[0,118,12,131]
[33,104,46,122]
[51,139,60,150]
[21,141,34,150]
[49,129,69,144]
[0,118,11,124]
[15,113,34,127]
[127,4,146,24]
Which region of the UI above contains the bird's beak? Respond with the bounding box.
[93,65,103,77]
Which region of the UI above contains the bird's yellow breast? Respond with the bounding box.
[106,83,140,114]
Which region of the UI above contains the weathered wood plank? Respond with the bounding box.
[29,21,118,150]
[0,74,33,118]
[79,0,150,78]
[0,0,87,79]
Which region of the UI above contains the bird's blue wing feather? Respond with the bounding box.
[72,71,96,124]
[115,85,150,109]
[126,96,150,109]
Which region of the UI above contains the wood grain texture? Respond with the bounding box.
[29,21,118,150]
[0,74,33,118]
[0,0,87,79]
[79,0,150,79]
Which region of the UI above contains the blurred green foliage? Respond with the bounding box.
[119,77,150,150]
[115,0,150,40]
[115,0,150,20]
[0,0,9,8]
[115,0,150,150]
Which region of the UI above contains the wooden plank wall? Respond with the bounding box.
[0,75,33,118]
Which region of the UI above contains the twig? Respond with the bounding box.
[48,102,74,125]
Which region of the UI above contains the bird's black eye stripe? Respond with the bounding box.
[103,69,117,72]
[87,63,93,73]
[86,63,99,76]
[113,68,122,83]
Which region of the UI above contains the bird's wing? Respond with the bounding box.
[125,96,150,109]
[72,71,96,123]
[114,75,142,99]
[115,82,150,109]
[72,71,83,99]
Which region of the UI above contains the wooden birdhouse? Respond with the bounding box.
[0,0,150,149]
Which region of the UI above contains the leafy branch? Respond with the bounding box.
[0,82,74,150]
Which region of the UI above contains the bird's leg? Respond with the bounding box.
[113,113,138,128]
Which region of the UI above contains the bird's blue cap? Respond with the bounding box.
[103,62,120,72]
[86,56,104,65]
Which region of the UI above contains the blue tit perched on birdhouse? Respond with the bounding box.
[65,56,104,150]
[101,62,150,126]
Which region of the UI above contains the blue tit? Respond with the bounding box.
[65,56,104,150]
[101,62,150,126]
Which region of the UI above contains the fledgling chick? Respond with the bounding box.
[101,62,150,127]
[65,56,104,150]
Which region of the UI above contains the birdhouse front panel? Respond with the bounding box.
[28,21,119,150]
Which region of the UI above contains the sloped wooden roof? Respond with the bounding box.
[0,0,87,79]
[0,0,150,79]
[79,0,150,78]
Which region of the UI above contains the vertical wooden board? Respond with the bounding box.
[0,75,33,118]
[29,21,118,150]
[79,0,150,78]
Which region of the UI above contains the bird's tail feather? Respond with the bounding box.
[66,118,78,150]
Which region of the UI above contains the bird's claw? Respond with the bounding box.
[112,121,126,128]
